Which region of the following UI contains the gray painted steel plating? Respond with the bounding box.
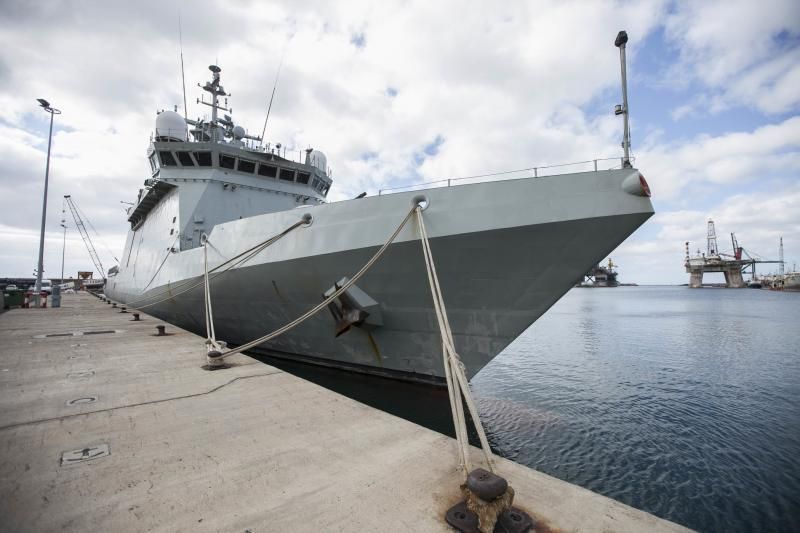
[107,165,653,382]
[106,63,653,382]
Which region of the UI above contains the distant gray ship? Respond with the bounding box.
[105,64,654,384]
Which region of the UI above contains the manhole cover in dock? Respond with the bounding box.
[60,444,110,466]
[68,353,90,360]
[66,396,98,406]
[67,370,95,380]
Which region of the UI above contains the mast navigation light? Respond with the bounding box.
[614,30,632,168]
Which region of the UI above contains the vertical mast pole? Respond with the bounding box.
[179,14,189,138]
[615,31,631,168]
[60,200,67,284]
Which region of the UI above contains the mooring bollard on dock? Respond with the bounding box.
[131,313,140,321]
[205,350,225,368]
[446,468,533,533]
[155,325,166,336]
[119,306,127,313]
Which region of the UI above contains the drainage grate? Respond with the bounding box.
[66,396,98,406]
[45,333,73,338]
[60,444,110,466]
[82,330,116,335]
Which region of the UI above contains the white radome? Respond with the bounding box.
[155,111,188,142]
[310,150,327,173]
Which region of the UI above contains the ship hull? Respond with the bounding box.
[107,169,653,382]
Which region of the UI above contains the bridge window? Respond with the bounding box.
[148,154,158,173]
[238,159,256,174]
[279,168,296,182]
[176,151,195,166]
[297,171,310,185]
[219,154,236,169]
[159,151,177,166]
[258,164,277,178]
[194,151,212,166]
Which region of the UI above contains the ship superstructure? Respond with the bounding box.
[106,63,655,384]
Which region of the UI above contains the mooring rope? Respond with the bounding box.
[415,206,495,475]
[127,219,306,311]
[218,207,417,359]
[202,238,218,349]
[187,203,493,476]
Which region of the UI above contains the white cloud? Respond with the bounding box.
[670,104,693,121]
[638,116,800,199]
[0,0,797,288]
[664,0,800,114]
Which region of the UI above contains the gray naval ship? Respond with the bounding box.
[106,59,654,384]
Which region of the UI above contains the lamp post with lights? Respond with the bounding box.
[34,98,61,306]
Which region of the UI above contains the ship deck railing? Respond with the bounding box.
[150,129,307,164]
[377,156,634,195]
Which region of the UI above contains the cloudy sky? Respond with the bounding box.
[1,0,798,284]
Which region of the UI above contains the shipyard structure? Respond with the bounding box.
[685,220,783,288]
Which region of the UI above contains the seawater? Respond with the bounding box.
[256,286,800,532]
[472,286,800,532]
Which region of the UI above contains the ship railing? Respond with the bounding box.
[149,130,307,163]
[376,156,633,196]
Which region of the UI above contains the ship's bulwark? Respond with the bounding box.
[129,212,650,383]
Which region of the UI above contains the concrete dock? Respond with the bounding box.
[0,293,689,532]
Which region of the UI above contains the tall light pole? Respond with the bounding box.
[34,98,61,306]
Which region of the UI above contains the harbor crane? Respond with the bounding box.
[63,195,107,281]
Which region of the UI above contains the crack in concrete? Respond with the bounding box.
[0,372,283,432]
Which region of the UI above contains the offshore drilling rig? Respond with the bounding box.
[684,220,781,288]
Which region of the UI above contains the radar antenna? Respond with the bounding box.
[178,12,189,137]
[259,41,289,147]
[197,65,229,142]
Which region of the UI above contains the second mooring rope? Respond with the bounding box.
[217,206,417,359]
[128,219,306,311]
[194,202,494,475]
[415,206,495,475]
[202,237,219,350]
